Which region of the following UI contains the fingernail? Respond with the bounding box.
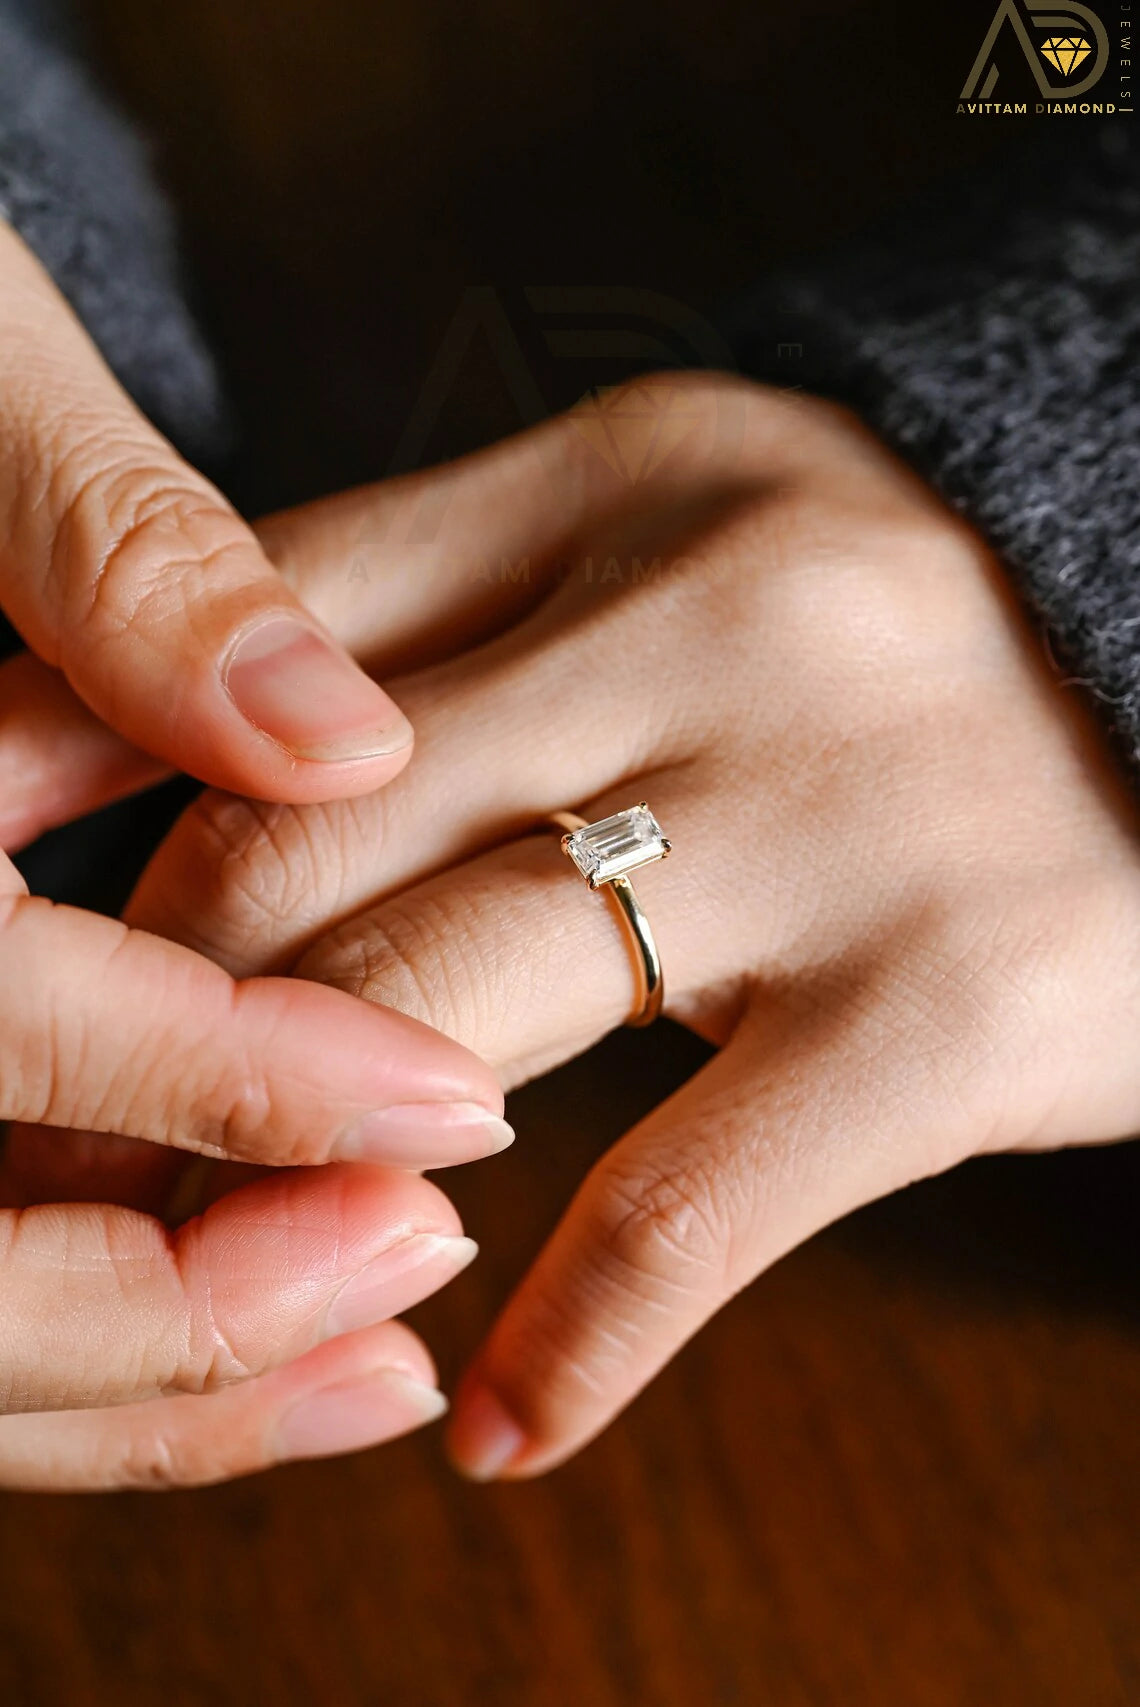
[447,1384,528,1481]
[324,1233,479,1338]
[224,616,412,762]
[277,1368,448,1461]
[340,1103,515,1166]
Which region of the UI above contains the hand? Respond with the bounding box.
[37,375,1140,1479]
[0,222,513,1489]
[0,861,509,1490]
[0,217,415,848]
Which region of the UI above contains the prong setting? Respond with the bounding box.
[561,804,670,887]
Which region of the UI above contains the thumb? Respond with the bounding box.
[0,222,410,802]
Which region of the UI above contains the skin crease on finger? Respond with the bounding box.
[11,378,1140,1484]
[0,1164,477,1416]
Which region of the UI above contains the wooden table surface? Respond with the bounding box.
[2,3,1137,1701]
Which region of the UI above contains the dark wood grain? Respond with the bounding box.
[2,3,1136,1701]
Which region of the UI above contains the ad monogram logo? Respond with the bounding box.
[960,0,1110,99]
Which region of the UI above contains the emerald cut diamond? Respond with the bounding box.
[563,804,670,888]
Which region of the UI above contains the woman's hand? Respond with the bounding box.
[0,222,519,1488]
[30,375,1140,1480]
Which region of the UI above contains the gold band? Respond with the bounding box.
[548,809,664,1027]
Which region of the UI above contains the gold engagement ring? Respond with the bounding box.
[548,802,671,1027]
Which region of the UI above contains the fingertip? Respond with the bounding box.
[223,978,507,1166]
[445,1378,530,1482]
[357,1318,441,1392]
[340,1104,515,1168]
[276,1367,449,1462]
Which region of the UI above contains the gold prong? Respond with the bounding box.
[638,800,648,810]
[660,840,673,857]
[560,833,573,853]
[588,874,599,891]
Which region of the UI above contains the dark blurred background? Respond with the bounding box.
[2,3,1138,1704]
[84,0,1014,506]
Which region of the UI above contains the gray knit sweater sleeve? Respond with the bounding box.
[0,0,228,468]
[726,125,1140,780]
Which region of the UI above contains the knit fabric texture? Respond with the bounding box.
[0,0,229,468]
[727,124,1140,779]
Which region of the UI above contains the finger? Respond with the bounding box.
[255,370,763,677]
[0,650,167,851]
[0,1163,477,1414]
[444,1000,971,1480]
[0,221,410,800]
[292,776,749,1091]
[0,865,507,1165]
[258,374,917,676]
[0,1321,447,1491]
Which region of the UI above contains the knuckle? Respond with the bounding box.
[737,384,904,462]
[915,895,1063,1056]
[190,794,309,931]
[594,1157,730,1298]
[780,391,869,442]
[42,445,256,671]
[207,1007,327,1170]
[56,453,220,622]
[137,792,352,970]
[298,893,467,1029]
[756,506,989,713]
[561,370,748,487]
[114,1428,197,1493]
[297,878,528,1049]
[166,1219,257,1398]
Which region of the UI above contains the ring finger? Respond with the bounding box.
[290,771,760,1089]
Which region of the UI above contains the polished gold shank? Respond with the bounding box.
[549,808,665,1027]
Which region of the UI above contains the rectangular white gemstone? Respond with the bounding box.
[565,805,667,885]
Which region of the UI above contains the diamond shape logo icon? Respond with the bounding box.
[567,380,706,483]
[1039,34,1091,75]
